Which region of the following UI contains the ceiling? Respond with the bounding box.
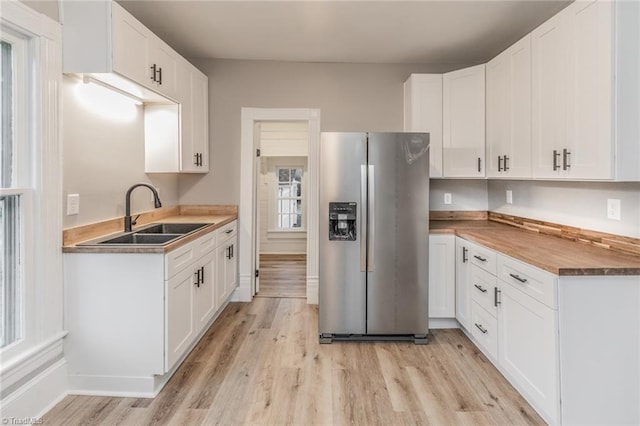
[118,0,571,67]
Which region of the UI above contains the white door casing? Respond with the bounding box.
[237,108,321,304]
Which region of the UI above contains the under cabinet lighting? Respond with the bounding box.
[74,76,141,122]
[82,75,143,106]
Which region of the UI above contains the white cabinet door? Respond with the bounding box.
[181,68,209,173]
[531,9,568,178]
[455,238,471,329]
[111,2,150,86]
[165,265,196,372]
[428,234,455,318]
[486,35,532,178]
[216,243,229,309]
[443,64,485,177]
[404,74,443,178]
[225,238,238,300]
[193,251,216,330]
[148,40,178,100]
[498,282,560,424]
[564,0,612,179]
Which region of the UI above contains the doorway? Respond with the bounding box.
[255,122,308,298]
[237,108,320,304]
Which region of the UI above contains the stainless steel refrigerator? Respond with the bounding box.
[319,132,430,344]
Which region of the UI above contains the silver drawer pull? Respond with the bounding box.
[509,273,527,283]
[475,323,488,334]
[474,284,487,293]
[473,255,487,262]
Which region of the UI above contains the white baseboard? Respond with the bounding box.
[429,317,460,329]
[231,274,252,302]
[306,275,319,305]
[1,359,68,420]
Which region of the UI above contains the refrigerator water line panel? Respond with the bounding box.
[319,132,430,344]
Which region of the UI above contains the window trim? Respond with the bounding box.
[0,0,64,392]
[274,166,304,230]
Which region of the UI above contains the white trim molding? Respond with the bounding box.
[236,108,320,304]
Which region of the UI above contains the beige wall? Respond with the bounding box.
[62,75,179,228]
[178,59,449,206]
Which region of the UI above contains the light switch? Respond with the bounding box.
[444,193,452,205]
[67,193,80,215]
[506,190,513,204]
[607,199,621,220]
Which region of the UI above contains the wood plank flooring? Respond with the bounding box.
[256,254,306,299]
[43,298,545,425]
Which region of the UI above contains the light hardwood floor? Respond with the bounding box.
[44,298,545,425]
[256,254,306,299]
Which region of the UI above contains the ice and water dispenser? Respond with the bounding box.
[328,202,357,241]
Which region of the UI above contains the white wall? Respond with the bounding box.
[62,75,179,228]
[178,59,452,206]
[429,179,488,211]
[489,180,640,238]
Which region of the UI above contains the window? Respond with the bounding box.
[1,31,28,350]
[276,167,303,229]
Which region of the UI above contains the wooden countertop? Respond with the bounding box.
[430,220,640,276]
[63,213,237,254]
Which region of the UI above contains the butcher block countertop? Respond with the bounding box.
[63,205,237,254]
[430,219,640,276]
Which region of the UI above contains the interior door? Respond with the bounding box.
[366,133,429,335]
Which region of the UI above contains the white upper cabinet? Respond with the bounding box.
[443,64,486,178]
[64,1,180,101]
[404,74,443,178]
[486,35,532,178]
[181,68,209,173]
[531,0,639,180]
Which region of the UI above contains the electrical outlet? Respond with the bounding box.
[444,193,452,205]
[607,199,621,220]
[506,190,513,204]
[67,193,80,215]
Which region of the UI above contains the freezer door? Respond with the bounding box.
[319,133,367,335]
[366,132,429,335]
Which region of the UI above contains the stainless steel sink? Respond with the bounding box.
[77,222,213,247]
[135,223,210,234]
[96,233,181,245]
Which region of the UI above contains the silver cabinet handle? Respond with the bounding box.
[462,246,468,263]
[477,157,482,172]
[563,148,571,170]
[498,156,503,172]
[553,150,561,171]
[473,255,487,262]
[475,323,488,334]
[367,165,375,272]
[360,165,367,272]
[494,287,501,306]
[474,284,487,293]
[504,155,509,171]
[509,273,527,283]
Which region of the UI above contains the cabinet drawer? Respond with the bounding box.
[165,239,196,279]
[192,230,216,259]
[216,220,237,246]
[470,265,498,317]
[468,242,497,274]
[470,301,498,361]
[497,255,557,309]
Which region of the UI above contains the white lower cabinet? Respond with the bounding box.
[455,237,560,424]
[64,220,238,397]
[498,281,560,423]
[428,234,456,319]
[454,237,471,329]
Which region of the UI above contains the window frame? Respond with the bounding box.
[0,28,35,354]
[274,166,304,231]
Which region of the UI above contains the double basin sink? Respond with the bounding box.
[79,223,212,246]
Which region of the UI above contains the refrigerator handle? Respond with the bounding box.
[368,164,375,272]
[360,165,367,272]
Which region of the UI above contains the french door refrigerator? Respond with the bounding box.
[319,132,430,344]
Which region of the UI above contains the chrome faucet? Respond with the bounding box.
[124,183,162,232]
